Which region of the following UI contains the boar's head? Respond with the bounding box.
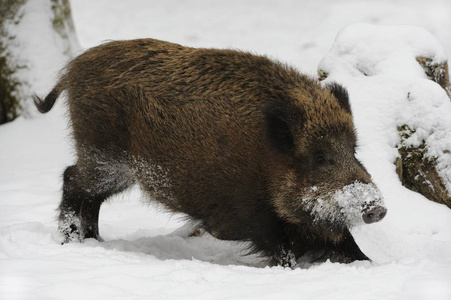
[266,83,386,240]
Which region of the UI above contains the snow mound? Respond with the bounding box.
[319,23,447,79]
[319,23,451,194]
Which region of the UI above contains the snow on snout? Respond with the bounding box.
[305,182,385,227]
[333,182,386,226]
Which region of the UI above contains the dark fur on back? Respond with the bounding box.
[36,39,382,267]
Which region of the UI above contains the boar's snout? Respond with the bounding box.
[362,206,387,224]
[330,182,387,227]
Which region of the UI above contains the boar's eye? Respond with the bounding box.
[315,150,335,166]
[315,150,327,165]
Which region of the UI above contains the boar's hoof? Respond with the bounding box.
[58,211,86,244]
[319,250,356,264]
[59,222,104,244]
[362,206,387,224]
[60,223,81,244]
[274,247,298,269]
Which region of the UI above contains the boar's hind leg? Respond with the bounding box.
[58,163,133,243]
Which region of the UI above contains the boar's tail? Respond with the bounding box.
[33,81,65,113]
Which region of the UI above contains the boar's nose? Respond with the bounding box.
[362,206,387,224]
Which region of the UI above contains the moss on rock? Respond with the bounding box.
[318,69,328,81]
[416,57,450,99]
[396,125,451,208]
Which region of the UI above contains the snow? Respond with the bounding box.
[319,23,447,78]
[2,0,451,299]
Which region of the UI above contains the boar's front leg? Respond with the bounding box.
[315,229,369,263]
[250,218,298,268]
[59,162,133,243]
[282,224,369,265]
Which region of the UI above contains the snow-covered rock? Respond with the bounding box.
[319,23,451,208]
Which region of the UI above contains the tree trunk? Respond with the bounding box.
[0,0,79,124]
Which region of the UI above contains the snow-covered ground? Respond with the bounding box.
[1,1,451,299]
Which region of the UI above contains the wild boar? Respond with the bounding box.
[35,38,386,267]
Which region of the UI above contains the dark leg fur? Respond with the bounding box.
[247,216,299,268]
[283,223,369,265]
[252,222,369,267]
[313,229,369,263]
[59,164,133,243]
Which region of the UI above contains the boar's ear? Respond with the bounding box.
[264,102,302,155]
[328,82,352,114]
